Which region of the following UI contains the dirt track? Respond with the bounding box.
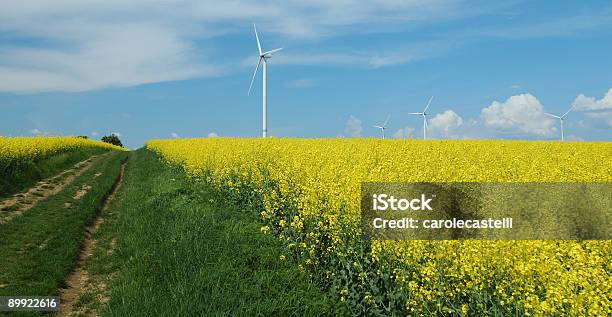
[0,156,98,224]
[58,161,126,317]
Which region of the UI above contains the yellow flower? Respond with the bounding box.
[147,138,612,315]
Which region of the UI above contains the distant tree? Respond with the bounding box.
[76,135,88,139]
[101,134,123,147]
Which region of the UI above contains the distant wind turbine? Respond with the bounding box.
[373,115,390,139]
[545,104,575,141]
[248,23,283,138]
[409,96,434,140]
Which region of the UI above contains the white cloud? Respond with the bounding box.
[344,115,363,137]
[273,48,426,69]
[207,132,218,138]
[480,94,555,136]
[259,52,363,67]
[571,88,612,127]
[392,126,415,139]
[368,54,418,68]
[30,128,48,135]
[573,88,612,127]
[595,113,612,127]
[428,110,464,138]
[472,7,612,39]
[285,78,315,88]
[565,134,584,141]
[267,40,450,69]
[0,22,220,93]
[1,2,606,94]
[171,132,179,138]
[0,1,487,93]
[572,89,612,111]
[367,41,451,68]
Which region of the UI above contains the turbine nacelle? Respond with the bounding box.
[261,48,283,59]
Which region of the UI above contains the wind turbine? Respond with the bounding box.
[545,104,575,141]
[409,96,434,140]
[248,23,283,138]
[373,115,390,139]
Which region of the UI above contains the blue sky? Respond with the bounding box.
[1,0,611,148]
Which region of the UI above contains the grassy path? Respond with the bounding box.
[1,155,100,224]
[0,151,126,316]
[58,161,126,316]
[78,149,343,316]
[0,148,108,199]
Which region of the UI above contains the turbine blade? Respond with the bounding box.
[544,112,561,119]
[253,23,262,55]
[562,104,575,118]
[408,112,423,115]
[423,96,434,113]
[373,125,382,129]
[263,48,283,56]
[248,57,262,96]
[383,114,390,127]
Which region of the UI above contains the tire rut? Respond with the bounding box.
[0,155,100,224]
[58,161,126,317]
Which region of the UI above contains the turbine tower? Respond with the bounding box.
[248,23,283,138]
[409,96,434,140]
[545,104,575,141]
[373,115,390,139]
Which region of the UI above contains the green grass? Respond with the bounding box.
[0,151,126,316]
[0,147,109,199]
[83,149,345,316]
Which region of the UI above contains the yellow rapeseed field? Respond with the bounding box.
[147,138,611,316]
[0,136,126,162]
[0,136,127,195]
